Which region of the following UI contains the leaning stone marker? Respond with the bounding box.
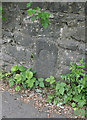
[35,40,58,78]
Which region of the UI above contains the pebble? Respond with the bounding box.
[23,94,27,97]
[29,93,34,97]
[25,90,28,94]
[47,114,50,118]
[21,90,24,94]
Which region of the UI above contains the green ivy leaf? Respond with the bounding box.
[26,71,33,79]
[46,99,52,103]
[63,95,69,103]
[42,22,48,29]
[36,7,41,13]
[35,80,39,87]
[73,95,81,102]
[50,76,54,80]
[31,15,36,21]
[56,83,60,91]
[27,8,33,15]
[72,102,76,107]
[45,78,50,82]
[14,74,21,84]
[26,0,32,8]
[0,72,5,79]
[8,78,14,82]
[59,87,64,95]
[39,82,44,88]
[26,77,36,88]
[60,82,66,87]
[77,87,81,93]
[50,80,55,84]
[53,99,58,105]
[27,68,31,71]
[26,79,30,84]
[47,94,54,99]
[15,86,21,91]
[2,16,5,21]
[22,83,27,89]
[20,72,26,81]
[28,82,33,88]
[18,66,26,72]
[31,77,36,83]
[45,76,55,84]
[78,100,86,108]
[5,71,11,77]
[38,78,44,82]
[14,74,21,80]
[11,65,18,72]
[9,81,14,87]
[61,74,66,80]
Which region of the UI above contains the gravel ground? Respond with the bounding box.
[0,82,85,119]
[1,91,66,118]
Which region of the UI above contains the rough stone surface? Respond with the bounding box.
[1,2,86,78]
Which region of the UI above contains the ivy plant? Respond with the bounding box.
[1,65,37,91]
[46,58,86,117]
[26,0,50,28]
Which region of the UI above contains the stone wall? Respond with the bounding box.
[1,2,86,79]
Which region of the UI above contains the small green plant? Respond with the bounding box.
[26,0,50,28]
[1,65,37,91]
[35,78,44,88]
[0,6,5,21]
[55,81,66,95]
[46,58,86,117]
[30,53,34,60]
[45,76,55,85]
[46,94,54,103]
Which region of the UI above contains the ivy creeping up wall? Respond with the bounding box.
[1,2,86,79]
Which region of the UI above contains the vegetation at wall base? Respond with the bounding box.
[0,58,86,117]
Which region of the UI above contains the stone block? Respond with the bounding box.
[5,45,26,62]
[22,23,40,36]
[58,38,78,51]
[58,48,85,67]
[34,40,58,78]
[14,31,34,46]
[71,27,85,42]
[38,23,60,38]
[78,43,85,54]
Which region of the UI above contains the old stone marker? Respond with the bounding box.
[35,40,58,78]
